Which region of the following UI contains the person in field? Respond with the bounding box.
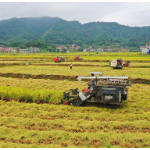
[70,63,72,69]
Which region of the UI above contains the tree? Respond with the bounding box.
[78,47,83,52]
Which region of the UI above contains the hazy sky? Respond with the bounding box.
[0,2,150,27]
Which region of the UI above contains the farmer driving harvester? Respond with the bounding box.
[117,59,122,66]
[88,73,96,87]
[84,72,101,93]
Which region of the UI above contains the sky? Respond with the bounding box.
[0,1,150,27]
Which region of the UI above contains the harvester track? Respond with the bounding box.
[0,72,150,84]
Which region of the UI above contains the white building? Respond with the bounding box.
[20,49,29,53]
[141,42,150,55]
[97,48,103,52]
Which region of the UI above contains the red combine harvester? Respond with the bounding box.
[74,56,82,60]
[53,56,65,63]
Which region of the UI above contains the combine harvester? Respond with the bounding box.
[63,72,131,106]
[53,56,65,63]
[74,55,82,60]
[109,58,130,69]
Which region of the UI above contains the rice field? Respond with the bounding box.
[1,65,150,79]
[0,52,150,148]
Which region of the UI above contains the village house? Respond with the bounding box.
[83,48,96,52]
[56,46,64,52]
[56,45,67,53]
[97,48,103,52]
[103,48,114,52]
[70,43,80,51]
[0,47,40,53]
[118,49,128,52]
[19,47,40,53]
[90,49,96,52]
[0,47,19,53]
[83,48,89,52]
[11,49,18,53]
[83,46,96,52]
[29,47,40,53]
[140,42,150,54]
[70,43,77,49]
[20,49,29,53]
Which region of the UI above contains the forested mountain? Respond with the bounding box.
[0,16,150,48]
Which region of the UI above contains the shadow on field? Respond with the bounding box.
[80,101,128,109]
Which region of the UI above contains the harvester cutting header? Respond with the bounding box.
[63,72,131,106]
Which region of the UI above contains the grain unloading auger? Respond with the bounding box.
[63,72,131,106]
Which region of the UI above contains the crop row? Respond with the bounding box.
[1,65,150,79]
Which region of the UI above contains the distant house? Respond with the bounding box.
[56,46,63,52]
[97,48,103,52]
[70,43,77,49]
[70,43,80,51]
[140,46,146,51]
[0,47,19,53]
[11,49,17,53]
[20,49,29,53]
[140,42,150,54]
[108,49,113,52]
[19,47,40,53]
[104,49,109,52]
[29,47,40,53]
[1,47,10,53]
[118,49,128,52]
[90,49,96,52]
[56,45,67,53]
[83,48,91,52]
[83,48,96,52]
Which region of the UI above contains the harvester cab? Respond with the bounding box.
[109,59,130,69]
[74,55,82,60]
[63,72,131,106]
[53,56,65,62]
[109,58,124,69]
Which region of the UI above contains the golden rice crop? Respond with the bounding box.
[0,52,150,61]
[0,77,86,91]
[0,84,150,148]
[0,65,150,79]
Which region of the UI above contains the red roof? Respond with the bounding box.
[2,47,7,49]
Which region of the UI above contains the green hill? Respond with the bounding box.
[0,17,150,48]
